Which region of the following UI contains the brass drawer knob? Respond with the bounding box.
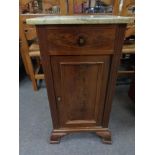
[78,36,85,46]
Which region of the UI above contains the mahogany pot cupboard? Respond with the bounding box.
[26,16,132,144]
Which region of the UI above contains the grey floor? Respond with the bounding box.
[19,78,135,155]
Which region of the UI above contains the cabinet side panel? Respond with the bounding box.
[102,24,127,127]
[36,26,60,129]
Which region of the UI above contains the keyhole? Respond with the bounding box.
[57,96,61,102]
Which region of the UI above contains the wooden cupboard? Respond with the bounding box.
[35,23,127,143]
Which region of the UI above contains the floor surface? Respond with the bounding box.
[19,78,135,155]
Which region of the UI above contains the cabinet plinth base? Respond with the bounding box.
[50,132,67,144]
[50,128,112,144]
[96,130,112,144]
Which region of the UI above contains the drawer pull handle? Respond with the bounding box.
[78,36,85,46]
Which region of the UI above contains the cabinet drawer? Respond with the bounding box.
[45,25,116,55]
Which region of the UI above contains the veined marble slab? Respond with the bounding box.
[26,15,134,25]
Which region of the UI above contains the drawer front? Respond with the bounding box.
[45,25,116,55]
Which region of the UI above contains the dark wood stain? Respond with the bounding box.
[36,24,127,144]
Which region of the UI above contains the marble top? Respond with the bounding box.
[26,15,134,25]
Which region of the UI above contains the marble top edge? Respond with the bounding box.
[26,15,134,25]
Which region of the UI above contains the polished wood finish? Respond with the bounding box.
[68,0,74,15]
[120,0,135,16]
[34,74,45,79]
[120,0,135,39]
[46,25,116,55]
[122,43,135,54]
[20,17,38,90]
[50,132,67,144]
[118,70,135,77]
[36,24,127,143]
[118,0,135,78]
[59,0,68,15]
[113,0,119,15]
[51,56,110,128]
[96,130,112,144]
[20,16,45,91]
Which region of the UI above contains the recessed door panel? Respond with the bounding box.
[51,56,110,127]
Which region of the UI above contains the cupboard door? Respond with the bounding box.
[51,56,110,128]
